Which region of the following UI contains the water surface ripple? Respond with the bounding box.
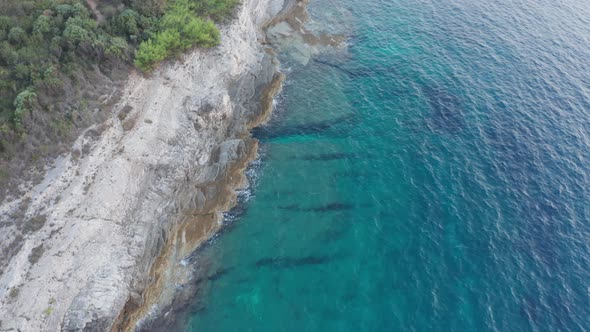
[183,0,590,330]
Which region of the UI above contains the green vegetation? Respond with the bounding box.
[134,0,232,71]
[0,0,238,158]
[1,1,120,126]
[43,306,54,316]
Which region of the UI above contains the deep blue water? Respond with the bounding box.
[182,0,590,330]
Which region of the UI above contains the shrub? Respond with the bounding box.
[63,22,91,45]
[14,64,30,80]
[71,2,90,18]
[134,38,167,71]
[41,66,63,89]
[0,16,12,32]
[8,27,26,45]
[184,18,219,47]
[130,0,167,16]
[105,36,130,59]
[193,0,240,21]
[134,0,223,72]
[33,15,52,36]
[13,88,37,128]
[55,4,74,19]
[114,9,140,38]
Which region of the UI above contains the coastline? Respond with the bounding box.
[115,71,286,332]
[133,0,349,328]
[114,5,291,330]
[0,0,286,330]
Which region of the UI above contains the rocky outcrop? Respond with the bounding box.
[0,0,284,330]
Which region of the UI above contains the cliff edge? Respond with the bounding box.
[0,0,284,330]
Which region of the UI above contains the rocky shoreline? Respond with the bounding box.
[0,0,285,329]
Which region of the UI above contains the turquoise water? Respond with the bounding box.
[182,0,590,330]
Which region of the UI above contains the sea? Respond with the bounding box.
[180,0,590,330]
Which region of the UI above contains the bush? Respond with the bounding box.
[33,15,52,36]
[193,0,240,21]
[40,66,63,89]
[105,36,130,59]
[134,38,167,71]
[55,4,74,19]
[113,9,140,38]
[134,0,222,72]
[8,27,26,44]
[0,16,12,31]
[130,0,167,16]
[184,18,219,47]
[13,88,36,128]
[63,16,97,46]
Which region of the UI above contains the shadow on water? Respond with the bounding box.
[255,255,336,269]
[294,152,356,161]
[252,113,355,140]
[293,152,376,162]
[279,202,355,212]
[421,84,465,134]
[203,267,234,283]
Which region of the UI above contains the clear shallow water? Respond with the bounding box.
[183,0,590,330]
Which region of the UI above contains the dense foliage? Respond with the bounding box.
[135,0,221,71]
[0,0,238,137]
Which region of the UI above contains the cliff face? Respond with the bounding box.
[0,0,284,330]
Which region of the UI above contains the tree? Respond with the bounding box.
[13,88,37,128]
[63,23,90,45]
[114,9,140,38]
[132,0,225,72]
[183,18,219,48]
[105,36,130,59]
[8,27,26,45]
[134,38,167,71]
[130,0,167,16]
[55,4,75,19]
[63,17,96,47]
[72,2,90,18]
[33,15,52,36]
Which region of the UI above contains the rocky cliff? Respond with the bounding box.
[0,0,284,329]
